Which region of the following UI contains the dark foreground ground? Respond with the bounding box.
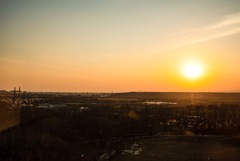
[114,135,240,161]
[0,92,240,161]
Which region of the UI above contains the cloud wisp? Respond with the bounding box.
[169,13,240,48]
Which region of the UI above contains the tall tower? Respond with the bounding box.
[18,87,21,97]
[13,87,16,104]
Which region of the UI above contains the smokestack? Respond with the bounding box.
[18,86,21,99]
[13,87,16,103]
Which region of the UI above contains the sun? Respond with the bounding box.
[182,60,204,80]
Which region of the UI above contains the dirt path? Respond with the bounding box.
[113,135,240,161]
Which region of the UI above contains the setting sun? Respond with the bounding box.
[182,60,204,80]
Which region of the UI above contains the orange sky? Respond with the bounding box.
[1,0,240,92]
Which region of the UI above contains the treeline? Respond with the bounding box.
[176,104,240,134]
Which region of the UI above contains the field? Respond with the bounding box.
[110,92,240,104]
[114,135,240,161]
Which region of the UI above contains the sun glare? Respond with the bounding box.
[182,60,204,80]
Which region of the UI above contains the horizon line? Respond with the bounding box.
[1,89,240,94]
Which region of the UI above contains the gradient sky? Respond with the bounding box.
[1,0,240,92]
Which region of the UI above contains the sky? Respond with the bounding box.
[1,0,240,92]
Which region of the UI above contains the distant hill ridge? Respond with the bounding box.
[110,92,240,103]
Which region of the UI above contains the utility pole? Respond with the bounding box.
[11,86,22,109]
[17,86,21,108]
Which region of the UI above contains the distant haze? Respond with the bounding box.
[1,0,240,92]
